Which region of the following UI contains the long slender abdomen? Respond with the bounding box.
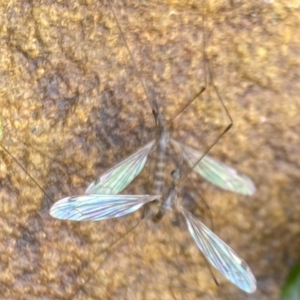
[153,128,168,195]
[153,146,166,195]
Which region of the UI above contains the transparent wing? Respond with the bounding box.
[86,140,155,195]
[50,194,159,221]
[171,140,256,195]
[181,208,256,293]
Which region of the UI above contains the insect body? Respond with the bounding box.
[84,116,256,198]
[50,1,257,295]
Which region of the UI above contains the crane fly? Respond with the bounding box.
[50,168,256,293]
[50,106,257,294]
[0,1,259,299]
[49,0,257,294]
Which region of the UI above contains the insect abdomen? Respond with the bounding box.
[153,149,165,195]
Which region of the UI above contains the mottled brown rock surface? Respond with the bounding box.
[0,0,299,299]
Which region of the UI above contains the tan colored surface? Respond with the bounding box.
[0,0,299,299]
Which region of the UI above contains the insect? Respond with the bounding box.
[0,1,257,298]
[50,168,257,293]
[50,1,257,295]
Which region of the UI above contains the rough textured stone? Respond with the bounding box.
[0,0,299,299]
